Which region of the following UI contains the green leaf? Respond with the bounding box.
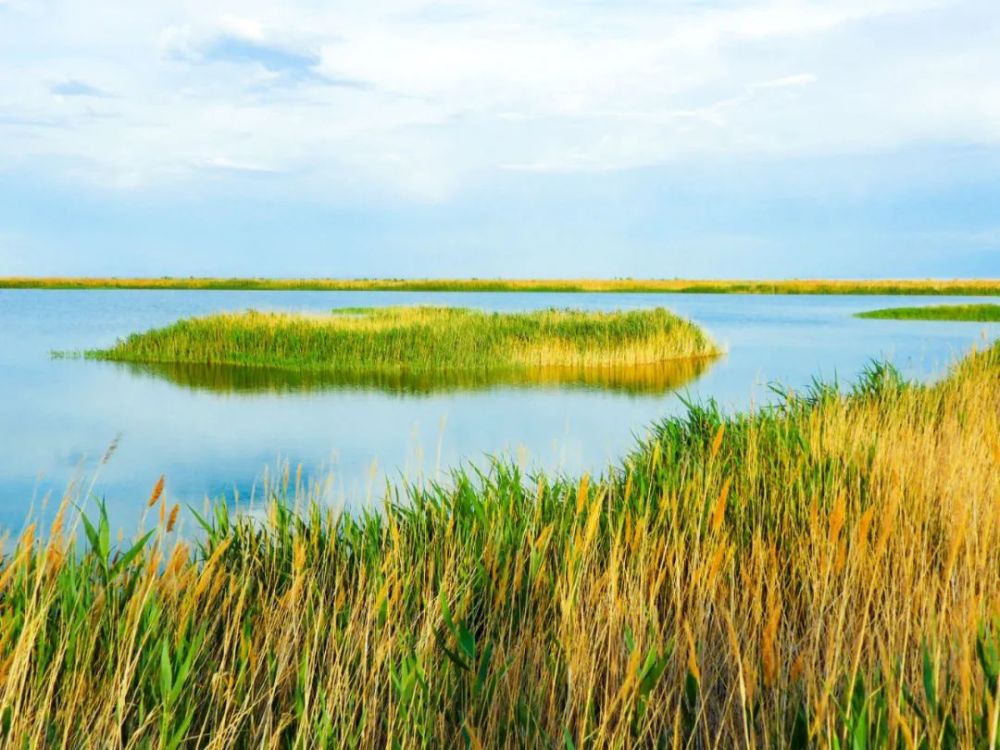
[977,627,999,692]
[922,643,937,713]
[167,710,194,750]
[851,704,868,750]
[790,702,809,750]
[942,716,958,750]
[458,622,476,662]
[187,505,214,537]
[685,669,699,711]
[170,628,204,704]
[160,640,173,704]
[476,640,494,694]
[440,590,456,634]
[110,530,154,578]
[98,503,111,561]
[436,631,469,672]
[80,512,100,556]
[901,684,926,723]
[638,649,670,698]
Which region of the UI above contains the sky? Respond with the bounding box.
[0,0,998,278]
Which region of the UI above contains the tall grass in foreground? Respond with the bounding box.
[856,304,1000,322]
[85,306,720,374]
[2,342,998,748]
[6,276,1000,295]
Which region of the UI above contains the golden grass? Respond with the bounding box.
[0,341,997,747]
[4,276,1000,295]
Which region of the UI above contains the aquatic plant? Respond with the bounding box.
[856,303,1000,322]
[0,341,997,746]
[83,306,720,375]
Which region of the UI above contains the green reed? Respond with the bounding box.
[1,341,997,747]
[82,306,720,375]
[856,303,1000,322]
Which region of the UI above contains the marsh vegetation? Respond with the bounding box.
[83,306,720,381]
[2,340,997,747]
[856,303,1000,322]
[6,276,1000,296]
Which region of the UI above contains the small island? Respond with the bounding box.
[86,306,720,378]
[856,303,1000,322]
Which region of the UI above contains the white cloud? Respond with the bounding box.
[218,15,265,42]
[0,0,998,200]
[754,74,818,90]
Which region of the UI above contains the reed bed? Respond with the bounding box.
[85,306,720,375]
[1,341,998,748]
[857,304,1000,322]
[5,276,999,296]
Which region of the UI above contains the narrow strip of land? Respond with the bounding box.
[5,276,1000,295]
[856,303,1000,321]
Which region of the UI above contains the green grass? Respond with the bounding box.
[82,306,720,378]
[856,303,1000,322]
[5,275,1000,295]
[2,341,998,746]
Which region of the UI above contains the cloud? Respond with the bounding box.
[160,17,369,91]
[753,74,818,90]
[197,155,283,173]
[50,79,107,97]
[0,0,997,200]
[202,36,317,72]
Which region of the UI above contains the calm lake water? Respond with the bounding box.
[1,289,995,532]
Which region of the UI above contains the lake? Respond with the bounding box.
[1,289,995,533]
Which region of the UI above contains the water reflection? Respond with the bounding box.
[113,356,718,396]
[2,288,994,533]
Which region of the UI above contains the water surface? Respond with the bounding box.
[0,289,994,532]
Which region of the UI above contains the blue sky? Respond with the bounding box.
[1,0,998,278]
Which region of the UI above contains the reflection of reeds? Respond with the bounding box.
[118,356,715,396]
[86,306,720,377]
[6,275,1000,295]
[2,343,996,746]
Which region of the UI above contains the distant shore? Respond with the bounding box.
[857,303,1000,321]
[2,276,999,295]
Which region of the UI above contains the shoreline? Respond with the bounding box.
[3,276,999,295]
